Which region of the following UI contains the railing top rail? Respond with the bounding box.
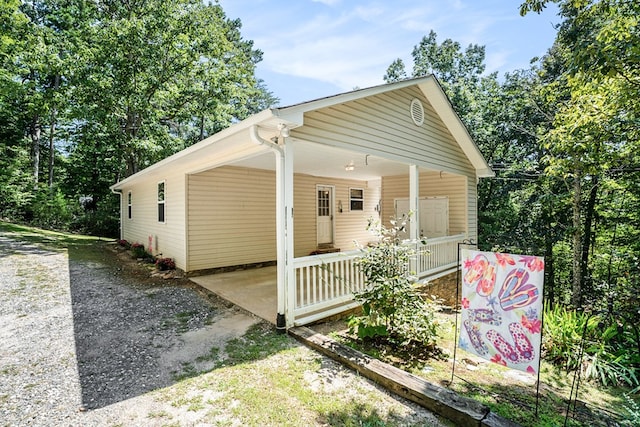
[401,233,467,246]
[293,234,467,268]
[293,249,362,268]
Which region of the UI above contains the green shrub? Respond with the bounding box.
[543,304,639,388]
[131,242,149,259]
[621,394,640,427]
[155,257,176,271]
[348,216,440,348]
[29,188,73,230]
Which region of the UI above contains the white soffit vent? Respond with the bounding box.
[410,98,424,126]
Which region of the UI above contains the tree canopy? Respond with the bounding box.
[0,0,276,235]
[385,1,639,317]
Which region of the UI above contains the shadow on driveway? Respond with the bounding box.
[67,243,253,410]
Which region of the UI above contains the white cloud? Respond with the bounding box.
[485,50,510,74]
[312,0,341,6]
[220,0,559,99]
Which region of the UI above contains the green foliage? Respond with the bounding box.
[28,188,73,230]
[543,304,640,388]
[0,0,275,237]
[348,217,440,348]
[621,394,640,427]
[155,257,176,271]
[130,242,149,259]
[70,197,120,238]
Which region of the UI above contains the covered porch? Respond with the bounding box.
[185,121,478,329]
[180,77,492,330]
[190,233,466,327]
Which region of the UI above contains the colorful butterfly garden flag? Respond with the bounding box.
[459,250,544,375]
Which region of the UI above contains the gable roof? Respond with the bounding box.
[111,75,493,190]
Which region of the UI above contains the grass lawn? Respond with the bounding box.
[0,221,448,426]
[329,311,639,427]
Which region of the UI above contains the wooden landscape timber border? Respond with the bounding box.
[289,326,521,427]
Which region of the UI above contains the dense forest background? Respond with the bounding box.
[1,0,638,319]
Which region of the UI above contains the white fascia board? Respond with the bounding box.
[277,76,433,115]
[110,109,296,190]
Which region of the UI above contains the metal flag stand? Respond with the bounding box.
[449,239,476,386]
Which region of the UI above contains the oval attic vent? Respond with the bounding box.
[410,98,424,126]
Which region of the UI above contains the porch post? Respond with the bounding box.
[274,146,286,333]
[249,125,289,331]
[283,138,296,328]
[409,164,420,241]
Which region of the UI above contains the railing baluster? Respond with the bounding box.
[292,234,466,323]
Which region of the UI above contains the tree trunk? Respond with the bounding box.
[48,74,60,188]
[580,175,599,299]
[30,114,41,190]
[571,173,583,308]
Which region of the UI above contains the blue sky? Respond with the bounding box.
[218,0,560,107]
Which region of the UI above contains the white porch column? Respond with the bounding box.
[409,164,420,241]
[283,138,296,328]
[274,146,286,332]
[250,125,288,332]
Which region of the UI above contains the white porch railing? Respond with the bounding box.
[291,233,467,325]
[292,250,365,325]
[410,233,467,280]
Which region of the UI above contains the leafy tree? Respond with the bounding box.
[522,0,640,311]
[349,217,441,347]
[0,0,275,236]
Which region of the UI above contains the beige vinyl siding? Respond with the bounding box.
[381,171,468,235]
[120,171,187,270]
[187,166,277,271]
[186,166,380,271]
[291,86,476,177]
[294,174,380,257]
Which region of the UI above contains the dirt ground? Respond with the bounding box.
[0,232,448,426]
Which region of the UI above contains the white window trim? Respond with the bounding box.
[157,181,166,223]
[349,187,364,211]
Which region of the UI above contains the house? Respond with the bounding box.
[109,75,494,330]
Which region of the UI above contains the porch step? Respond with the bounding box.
[310,246,340,255]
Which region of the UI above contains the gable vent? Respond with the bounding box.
[410,98,424,126]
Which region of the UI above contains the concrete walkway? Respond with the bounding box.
[190,266,277,324]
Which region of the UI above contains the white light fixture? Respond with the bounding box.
[345,160,355,171]
[277,123,290,137]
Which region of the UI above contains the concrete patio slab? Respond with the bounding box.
[190,266,277,324]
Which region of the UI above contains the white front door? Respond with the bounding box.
[316,185,334,245]
[421,197,449,238]
[395,197,449,239]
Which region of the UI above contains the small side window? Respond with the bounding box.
[158,181,165,223]
[127,191,132,219]
[350,188,364,211]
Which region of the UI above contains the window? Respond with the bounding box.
[318,189,330,217]
[127,191,132,219]
[350,188,364,211]
[157,181,165,222]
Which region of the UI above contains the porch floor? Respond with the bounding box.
[190,266,277,324]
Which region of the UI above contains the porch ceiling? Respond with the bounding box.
[229,139,416,181]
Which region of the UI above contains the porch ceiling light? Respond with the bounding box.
[345,160,355,171]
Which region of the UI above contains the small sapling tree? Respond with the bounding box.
[349,215,440,348]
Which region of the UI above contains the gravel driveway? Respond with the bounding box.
[0,231,447,427]
[0,234,259,426]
